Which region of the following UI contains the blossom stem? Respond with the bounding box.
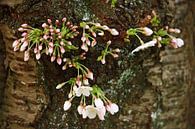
[135,34,144,45]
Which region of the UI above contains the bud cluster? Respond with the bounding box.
[126,26,184,54]
[80,22,119,52]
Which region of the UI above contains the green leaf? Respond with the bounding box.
[157,29,168,37]
[111,0,117,7]
[97,56,102,61]
[160,38,170,45]
[80,22,86,28]
[126,28,137,36]
[151,15,160,26]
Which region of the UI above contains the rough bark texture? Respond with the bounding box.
[0,0,194,129]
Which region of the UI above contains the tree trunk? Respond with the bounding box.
[0,0,194,129]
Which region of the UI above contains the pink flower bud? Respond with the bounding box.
[110,29,119,36]
[38,45,43,50]
[91,40,97,47]
[113,48,120,53]
[55,20,59,25]
[62,17,66,22]
[47,19,52,24]
[21,32,27,37]
[14,46,19,51]
[76,77,82,86]
[67,41,72,45]
[20,41,28,51]
[83,77,89,85]
[81,36,86,42]
[81,43,88,52]
[49,42,54,47]
[56,29,60,33]
[51,56,56,62]
[50,29,54,33]
[101,58,106,64]
[58,35,62,39]
[102,25,109,30]
[48,47,53,54]
[43,35,48,40]
[60,46,65,53]
[111,53,119,58]
[21,24,28,28]
[57,57,62,65]
[36,52,41,60]
[42,23,48,28]
[86,70,93,80]
[18,28,25,32]
[13,40,19,48]
[63,100,71,111]
[91,32,96,37]
[107,40,112,45]
[86,39,91,46]
[21,37,26,42]
[140,27,153,36]
[60,41,64,46]
[34,47,38,54]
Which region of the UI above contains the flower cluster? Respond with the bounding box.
[80,22,119,52]
[13,13,185,121]
[126,26,184,54]
[62,85,119,120]
[13,18,79,64]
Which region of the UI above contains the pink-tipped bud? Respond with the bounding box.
[18,28,25,32]
[50,29,54,33]
[101,58,106,64]
[76,77,82,86]
[48,47,53,54]
[66,21,70,26]
[51,56,56,62]
[110,29,119,36]
[92,32,96,37]
[38,45,43,50]
[111,53,119,58]
[55,20,60,25]
[56,29,60,33]
[57,57,62,65]
[113,48,120,53]
[62,17,66,22]
[21,24,28,28]
[107,40,112,45]
[43,35,48,40]
[60,46,65,53]
[83,77,89,85]
[42,23,48,28]
[86,70,93,80]
[47,19,52,24]
[86,39,90,46]
[34,47,38,54]
[36,52,41,60]
[81,36,86,42]
[91,40,97,47]
[20,41,28,51]
[58,35,62,39]
[13,40,19,48]
[21,37,26,42]
[60,41,64,46]
[67,41,72,45]
[102,25,109,30]
[21,32,27,37]
[81,43,88,52]
[49,42,54,47]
